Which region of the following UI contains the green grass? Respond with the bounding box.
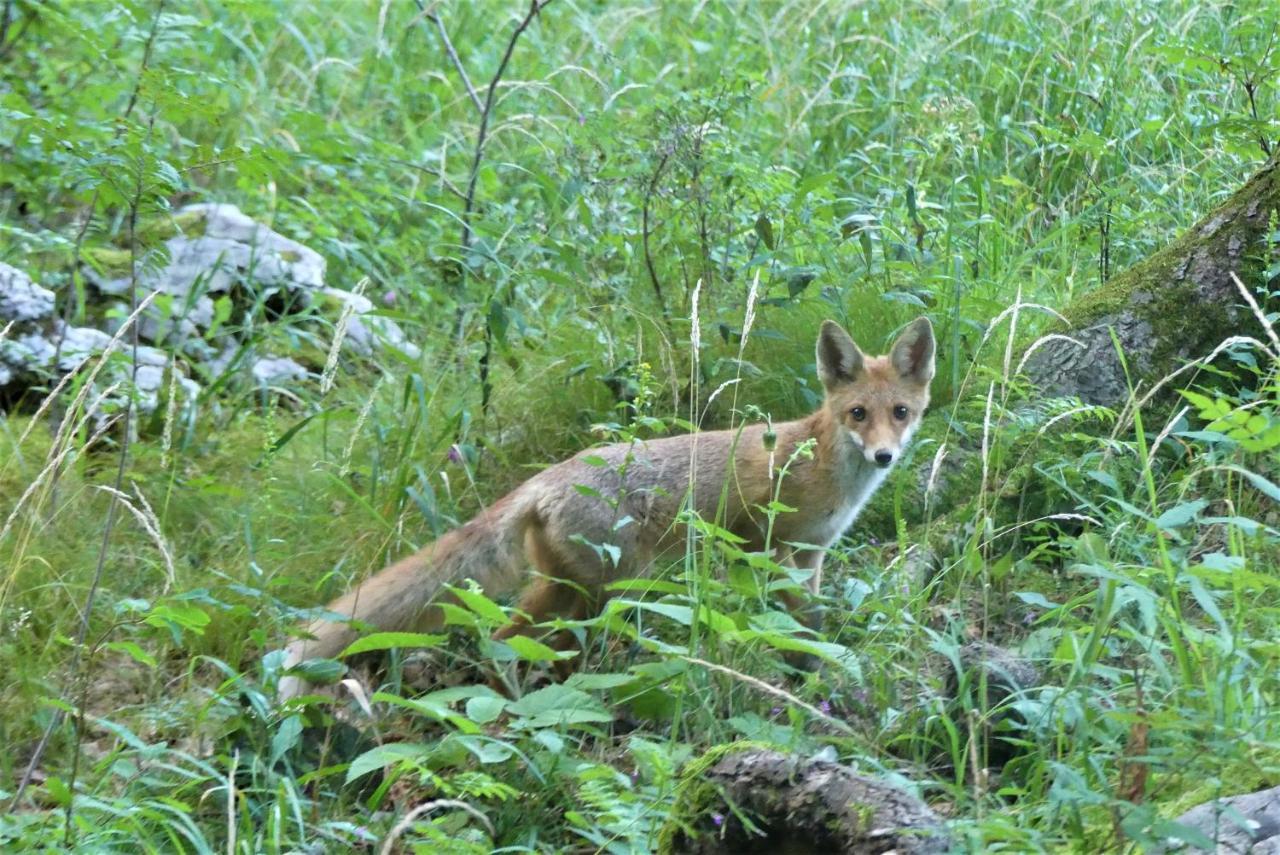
[2,0,1280,851]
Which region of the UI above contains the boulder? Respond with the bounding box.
[0,263,55,323]
[1156,785,1280,854]
[87,203,325,300]
[2,205,418,419]
[944,641,1042,770]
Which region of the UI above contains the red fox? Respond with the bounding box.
[279,318,935,699]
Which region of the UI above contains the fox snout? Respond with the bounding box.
[846,429,903,468]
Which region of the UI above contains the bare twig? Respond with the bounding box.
[463,0,554,413]
[642,150,672,320]
[462,0,552,254]
[8,2,166,821]
[414,0,483,115]
[0,0,32,61]
[1245,80,1272,157]
[380,799,494,854]
[379,155,466,200]
[680,655,856,735]
[63,112,154,846]
[0,0,14,51]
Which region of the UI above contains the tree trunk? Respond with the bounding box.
[1026,151,1280,405]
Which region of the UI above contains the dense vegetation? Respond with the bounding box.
[2,0,1278,851]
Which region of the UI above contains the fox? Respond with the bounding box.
[278,317,935,699]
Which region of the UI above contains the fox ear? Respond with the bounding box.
[890,317,935,384]
[816,320,863,390]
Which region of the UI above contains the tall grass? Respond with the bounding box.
[1,0,1278,850]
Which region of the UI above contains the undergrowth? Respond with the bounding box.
[2,0,1279,851]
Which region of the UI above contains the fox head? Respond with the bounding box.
[815,317,935,469]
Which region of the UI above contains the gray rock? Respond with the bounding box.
[0,263,55,323]
[320,287,420,360]
[252,356,309,385]
[56,326,113,372]
[1156,785,1280,853]
[87,204,326,302]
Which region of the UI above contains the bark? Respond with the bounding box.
[1027,151,1280,405]
[659,746,950,854]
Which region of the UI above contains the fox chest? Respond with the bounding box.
[784,463,889,548]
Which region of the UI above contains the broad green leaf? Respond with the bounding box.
[340,632,447,657]
[346,743,432,783]
[504,634,576,662]
[507,685,612,730]
[450,585,510,624]
[465,695,509,725]
[1155,499,1208,530]
[287,658,345,685]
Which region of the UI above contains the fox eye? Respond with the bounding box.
[850,406,867,421]
[893,405,909,420]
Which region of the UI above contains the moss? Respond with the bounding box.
[1156,750,1280,820]
[1025,153,1280,392]
[82,247,133,279]
[131,209,208,245]
[81,211,211,281]
[655,740,774,853]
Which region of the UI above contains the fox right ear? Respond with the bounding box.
[816,320,863,390]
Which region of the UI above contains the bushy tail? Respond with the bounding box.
[278,490,538,697]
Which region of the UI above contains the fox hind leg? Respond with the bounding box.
[490,524,605,691]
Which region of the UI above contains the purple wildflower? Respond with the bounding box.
[711,812,724,827]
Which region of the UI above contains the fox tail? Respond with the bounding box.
[278,489,539,697]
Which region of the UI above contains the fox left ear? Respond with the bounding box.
[890,317,935,384]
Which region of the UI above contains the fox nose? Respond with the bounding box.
[874,450,894,468]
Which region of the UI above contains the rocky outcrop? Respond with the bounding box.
[1,203,418,416]
[1154,785,1280,853]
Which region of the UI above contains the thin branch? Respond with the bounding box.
[8,0,167,818]
[0,0,14,51]
[642,150,672,319]
[461,0,553,255]
[63,111,153,847]
[414,0,483,115]
[380,799,494,855]
[0,0,32,61]
[1245,80,1273,157]
[458,0,552,414]
[379,155,466,200]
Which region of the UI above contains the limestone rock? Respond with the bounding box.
[0,263,55,323]
[1155,785,1280,854]
[87,203,326,300]
[252,356,309,385]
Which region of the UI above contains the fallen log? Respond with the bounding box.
[658,745,950,854]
